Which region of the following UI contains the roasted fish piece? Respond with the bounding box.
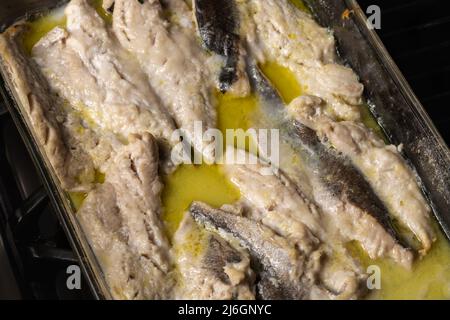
[78,183,150,299]
[248,64,413,267]
[223,149,367,298]
[236,0,363,121]
[0,24,95,189]
[78,133,173,299]
[111,0,217,162]
[193,0,250,96]
[173,212,255,300]
[32,0,177,153]
[190,202,334,300]
[223,149,323,254]
[288,96,436,252]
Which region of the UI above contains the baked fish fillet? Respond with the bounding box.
[173,212,255,300]
[223,149,323,253]
[223,149,367,298]
[190,202,338,300]
[248,64,413,267]
[0,24,96,189]
[32,0,176,150]
[78,133,173,299]
[110,0,217,162]
[288,95,436,252]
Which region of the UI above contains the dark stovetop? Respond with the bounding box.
[358,0,450,144]
[0,0,449,300]
[0,106,93,299]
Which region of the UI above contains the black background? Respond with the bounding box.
[358,0,450,144]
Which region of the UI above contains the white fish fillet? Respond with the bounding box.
[111,0,217,162]
[288,95,435,252]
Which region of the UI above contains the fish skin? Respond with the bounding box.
[173,212,255,299]
[189,202,332,300]
[194,0,239,92]
[222,155,370,299]
[247,64,415,267]
[247,63,403,243]
[287,99,435,253]
[203,235,243,284]
[290,121,403,242]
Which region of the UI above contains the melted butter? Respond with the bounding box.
[68,192,87,211]
[90,0,113,24]
[217,92,258,133]
[22,1,111,55]
[161,165,240,238]
[216,91,259,152]
[68,169,105,211]
[348,227,450,300]
[290,0,311,14]
[260,62,304,104]
[22,7,67,55]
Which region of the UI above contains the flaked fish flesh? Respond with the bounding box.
[190,202,335,300]
[173,212,255,300]
[78,133,173,299]
[247,64,413,267]
[288,96,435,252]
[193,0,250,96]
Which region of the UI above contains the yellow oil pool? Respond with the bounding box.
[216,91,260,153]
[68,192,87,211]
[22,0,111,55]
[22,6,66,55]
[217,92,258,134]
[348,228,450,300]
[290,0,311,13]
[91,0,113,24]
[260,62,304,104]
[161,164,241,238]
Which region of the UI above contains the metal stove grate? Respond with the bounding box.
[0,98,93,299]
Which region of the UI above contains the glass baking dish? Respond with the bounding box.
[0,0,448,300]
[0,0,112,299]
